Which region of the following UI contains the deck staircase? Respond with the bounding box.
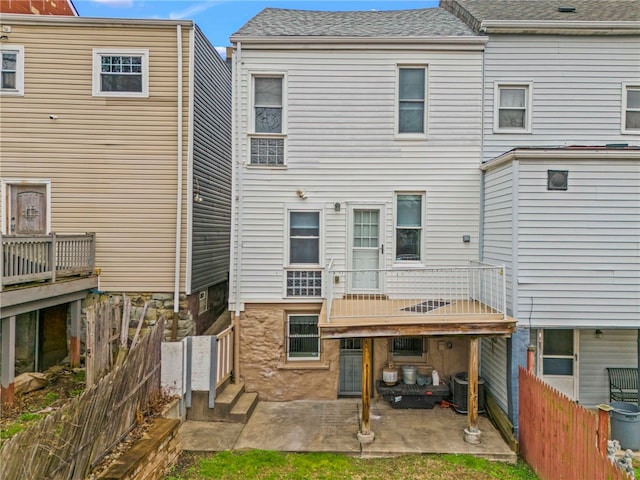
[186,381,258,423]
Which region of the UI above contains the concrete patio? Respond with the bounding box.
[178,398,517,462]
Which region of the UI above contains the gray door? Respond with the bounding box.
[339,338,362,396]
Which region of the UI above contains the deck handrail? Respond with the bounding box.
[325,261,506,322]
[1,233,96,291]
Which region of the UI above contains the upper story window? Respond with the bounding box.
[250,75,285,165]
[395,193,424,262]
[397,67,426,136]
[92,49,149,97]
[287,210,321,297]
[622,84,640,134]
[1,45,24,96]
[494,82,532,133]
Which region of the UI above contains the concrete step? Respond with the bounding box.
[186,383,245,422]
[229,392,259,423]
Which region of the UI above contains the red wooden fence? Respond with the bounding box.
[519,367,632,480]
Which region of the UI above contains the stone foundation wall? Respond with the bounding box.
[237,305,340,401]
[96,418,181,480]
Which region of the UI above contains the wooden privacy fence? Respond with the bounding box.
[0,317,164,480]
[519,367,632,480]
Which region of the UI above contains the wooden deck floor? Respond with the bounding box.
[319,298,516,339]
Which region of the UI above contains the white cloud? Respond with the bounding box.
[215,46,227,59]
[169,0,223,20]
[92,0,134,7]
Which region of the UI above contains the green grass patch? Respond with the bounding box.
[0,412,43,440]
[166,450,538,480]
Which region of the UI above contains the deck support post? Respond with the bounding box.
[464,336,481,444]
[1,315,16,405]
[69,300,82,368]
[357,337,375,444]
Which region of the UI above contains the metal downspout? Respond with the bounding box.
[173,24,184,313]
[233,42,243,317]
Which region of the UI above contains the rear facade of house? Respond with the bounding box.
[443,0,640,436]
[0,15,231,401]
[229,7,515,414]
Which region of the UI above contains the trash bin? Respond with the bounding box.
[609,402,640,450]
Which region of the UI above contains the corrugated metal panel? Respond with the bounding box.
[481,336,509,411]
[0,22,191,292]
[482,35,640,162]
[232,47,485,301]
[579,329,638,407]
[516,160,640,328]
[190,27,232,291]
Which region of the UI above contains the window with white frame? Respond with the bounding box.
[198,290,208,314]
[622,84,640,133]
[93,49,148,97]
[251,75,285,165]
[397,67,426,135]
[287,210,321,296]
[1,45,24,96]
[286,314,320,360]
[494,83,532,132]
[395,193,423,262]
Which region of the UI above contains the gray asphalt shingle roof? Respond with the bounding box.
[231,7,478,39]
[441,0,640,28]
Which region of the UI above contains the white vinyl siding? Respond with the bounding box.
[482,35,640,161]
[622,83,640,134]
[231,47,485,303]
[1,45,24,96]
[578,329,638,407]
[480,337,509,412]
[515,160,640,329]
[92,48,149,97]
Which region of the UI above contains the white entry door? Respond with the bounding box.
[349,206,384,292]
[538,329,579,400]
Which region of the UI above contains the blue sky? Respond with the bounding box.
[74,0,439,51]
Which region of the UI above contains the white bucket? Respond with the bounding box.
[402,365,417,385]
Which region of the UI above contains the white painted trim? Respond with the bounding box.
[480,20,640,35]
[1,14,193,28]
[231,36,489,47]
[482,148,640,171]
[393,191,427,265]
[621,82,640,135]
[493,81,533,134]
[0,45,24,96]
[92,48,149,98]
[1,179,52,234]
[394,64,429,140]
[510,161,519,320]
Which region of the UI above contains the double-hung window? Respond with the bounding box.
[1,45,24,96]
[92,49,149,97]
[395,194,423,262]
[494,82,532,133]
[287,314,320,360]
[287,211,321,296]
[622,84,640,133]
[397,67,426,136]
[251,75,285,165]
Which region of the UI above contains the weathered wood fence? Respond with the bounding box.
[0,317,164,480]
[519,367,632,480]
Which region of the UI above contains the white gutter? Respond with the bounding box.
[229,35,488,48]
[480,20,640,35]
[185,26,195,296]
[2,13,193,28]
[482,148,640,171]
[173,24,183,313]
[233,42,244,317]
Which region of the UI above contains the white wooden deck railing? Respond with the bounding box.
[1,233,96,291]
[325,260,506,321]
[215,325,234,389]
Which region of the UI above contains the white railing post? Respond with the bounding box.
[326,259,334,323]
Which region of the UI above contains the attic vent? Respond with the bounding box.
[558,6,576,13]
[548,170,569,191]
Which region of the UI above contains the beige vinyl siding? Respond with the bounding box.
[0,21,191,292]
[482,35,640,161]
[231,47,484,303]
